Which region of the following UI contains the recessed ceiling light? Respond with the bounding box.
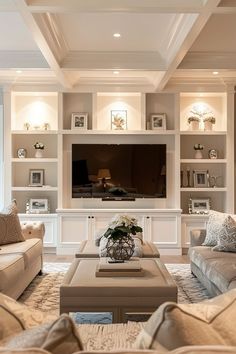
[213,71,219,75]
[113,71,119,75]
[16,70,22,74]
[113,33,121,38]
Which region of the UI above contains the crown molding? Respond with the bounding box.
[179,51,236,69]
[61,51,166,70]
[34,13,69,63]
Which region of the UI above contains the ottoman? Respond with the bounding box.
[60,258,177,322]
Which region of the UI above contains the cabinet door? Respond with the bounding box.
[149,215,180,248]
[59,215,89,244]
[181,216,208,247]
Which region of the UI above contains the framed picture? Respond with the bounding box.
[193,170,209,188]
[71,113,88,130]
[151,113,166,130]
[29,169,44,187]
[111,110,127,130]
[189,198,210,214]
[29,198,49,214]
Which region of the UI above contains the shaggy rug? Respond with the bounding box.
[19,262,211,323]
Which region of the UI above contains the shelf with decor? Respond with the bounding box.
[179,91,233,216]
[61,129,177,135]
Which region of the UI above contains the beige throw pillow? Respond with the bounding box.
[0,293,57,340]
[134,289,236,351]
[0,202,25,245]
[3,315,83,354]
[213,215,236,252]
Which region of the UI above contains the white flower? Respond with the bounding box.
[109,214,138,228]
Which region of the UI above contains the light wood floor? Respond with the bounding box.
[44,253,190,264]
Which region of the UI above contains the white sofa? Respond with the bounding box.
[0,221,44,299]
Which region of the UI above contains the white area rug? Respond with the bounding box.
[19,262,211,322]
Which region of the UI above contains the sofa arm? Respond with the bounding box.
[190,229,206,247]
[20,221,45,241]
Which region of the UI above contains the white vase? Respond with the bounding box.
[204,121,213,131]
[190,121,200,131]
[194,150,203,159]
[35,149,44,158]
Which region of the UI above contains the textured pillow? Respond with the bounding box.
[0,293,57,340]
[212,215,236,252]
[0,202,25,245]
[134,289,236,351]
[2,314,83,354]
[202,211,228,246]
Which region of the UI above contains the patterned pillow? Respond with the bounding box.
[202,211,228,246]
[0,202,25,245]
[2,314,83,354]
[0,293,57,340]
[212,215,236,252]
[134,289,236,351]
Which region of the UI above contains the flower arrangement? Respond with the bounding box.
[194,144,204,150]
[187,116,200,124]
[33,142,44,150]
[203,116,216,124]
[103,215,142,240]
[112,115,125,129]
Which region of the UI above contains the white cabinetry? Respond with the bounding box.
[57,209,181,255]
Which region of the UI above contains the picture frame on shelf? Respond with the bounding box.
[111,110,127,130]
[193,170,209,188]
[28,198,49,214]
[29,169,44,187]
[189,198,210,214]
[150,113,166,130]
[71,113,88,130]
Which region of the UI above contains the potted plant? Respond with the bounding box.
[187,116,200,131]
[203,116,216,131]
[33,142,45,158]
[103,215,143,261]
[194,144,204,159]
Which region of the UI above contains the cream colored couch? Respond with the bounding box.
[189,229,236,296]
[0,221,44,299]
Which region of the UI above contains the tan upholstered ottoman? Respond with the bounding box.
[75,240,160,258]
[60,258,177,322]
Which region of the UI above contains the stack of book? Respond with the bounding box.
[95,257,144,277]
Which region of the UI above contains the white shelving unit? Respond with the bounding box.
[3,88,234,254]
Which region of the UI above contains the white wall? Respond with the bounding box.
[0,92,3,209]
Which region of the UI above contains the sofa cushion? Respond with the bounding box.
[0,349,50,354]
[0,293,57,338]
[212,215,236,253]
[0,239,42,269]
[134,289,236,351]
[2,315,83,354]
[203,211,228,247]
[0,255,25,293]
[189,246,236,292]
[0,203,25,246]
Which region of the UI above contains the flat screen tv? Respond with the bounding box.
[72,144,166,199]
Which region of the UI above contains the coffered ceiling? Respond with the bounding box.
[1,0,236,91]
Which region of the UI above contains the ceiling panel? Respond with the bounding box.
[0,13,39,50]
[58,13,177,52]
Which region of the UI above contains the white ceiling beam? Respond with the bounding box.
[26,0,205,13]
[157,0,222,91]
[14,0,72,89]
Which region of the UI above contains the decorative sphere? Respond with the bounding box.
[106,235,135,261]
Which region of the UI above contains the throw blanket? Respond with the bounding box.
[95,230,144,257]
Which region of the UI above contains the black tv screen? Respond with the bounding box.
[72,144,166,199]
